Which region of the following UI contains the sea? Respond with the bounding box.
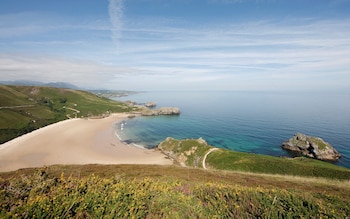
[114,91,350,169]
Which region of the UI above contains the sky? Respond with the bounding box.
[1,0,350,91]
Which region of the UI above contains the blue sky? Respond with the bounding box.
[1,0,350,91]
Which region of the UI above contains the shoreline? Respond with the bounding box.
[0,113,172,172]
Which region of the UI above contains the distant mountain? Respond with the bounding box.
[45,82,79,89]
[0,80,79,89]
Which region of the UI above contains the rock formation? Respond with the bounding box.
[141,107,180,116]
[281,133,341,161]
[125,100,137,106]
[145,102,156,107]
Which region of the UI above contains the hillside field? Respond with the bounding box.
[0,85,136,143]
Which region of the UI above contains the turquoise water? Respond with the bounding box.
[115,91,350,168]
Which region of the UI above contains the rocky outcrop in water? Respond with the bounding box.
[281,133,341,161]
[145,102,156,107]
[141,107,180,116]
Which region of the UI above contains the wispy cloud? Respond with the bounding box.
[2,16,350,91]
[1,1,350,91]
[112,18,350,91]
[108,0,124,52]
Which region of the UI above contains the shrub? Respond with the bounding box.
[1,168,349,218]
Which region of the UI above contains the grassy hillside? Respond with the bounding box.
[0,164,349,218]
[206,149,350,180]
[159,137,350,180]
[0,85,136,143]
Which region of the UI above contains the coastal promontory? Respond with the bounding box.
[140,107,180,116]
[125,100,180,116]
[281,133,341,161]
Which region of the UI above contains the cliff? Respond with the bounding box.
[281,133,341,161]
[158,137,212,167]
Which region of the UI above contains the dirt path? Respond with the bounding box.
[0,105,35,109]
[202,148,219,169]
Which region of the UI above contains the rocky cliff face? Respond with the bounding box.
[281,133,341,161]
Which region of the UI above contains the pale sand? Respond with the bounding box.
[0,113,172,172]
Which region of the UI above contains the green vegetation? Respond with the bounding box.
[158,137,212,167]
[1,86,350,217]
[206,149,350,180]
[290,134,328,151]
[159,138,350,180]
[0,85,137,143]
[313,138,329,150]
[1,165,349,218]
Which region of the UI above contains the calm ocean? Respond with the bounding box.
[114,91,350,168]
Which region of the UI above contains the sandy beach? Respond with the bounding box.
[0,113,172,172]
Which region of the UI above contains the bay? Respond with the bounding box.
[115,91,350,168]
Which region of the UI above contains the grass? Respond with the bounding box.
[157,138,350,180]
[206,149,350,180]
[0,85,137,143]
[0,85,31,106]
[1,165,349,218]
[291,135,329,150]
[1,85,350,217]
[0,109,32,129]
[313,138,329,150]
[158,137,213,167]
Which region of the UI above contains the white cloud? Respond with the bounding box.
[111,18,350,91]
[1,3,349,91]
[0,54,140,89]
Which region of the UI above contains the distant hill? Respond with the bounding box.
[45,82,79,89]
[0,80,79,89]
